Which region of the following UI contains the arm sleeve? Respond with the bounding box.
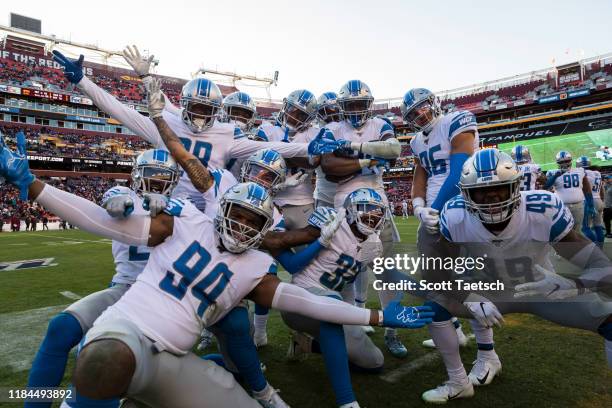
[274,240,323,275]
[77,76,162,146]
[271,282,371,325]
[431,152,470,211]
[36,184,151,246]
[352,138,401,159]
[230,138,308,160]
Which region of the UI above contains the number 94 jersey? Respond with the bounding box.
[292,219,362,293]
[101,198,275,355]
[410,110,479,207]
[547,167,585,204]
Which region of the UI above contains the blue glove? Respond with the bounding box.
[52,50,85,84]
[382,301,434,329]
[0,131,35,200]
[308,129,341,156]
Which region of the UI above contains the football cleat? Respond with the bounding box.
[468,358,502,386]
[384,333,408,358]
[421,381,474,404]
[287,331,313,361]
[254,330,268,348]
[196,328,215,351]
[362,325,375,335]
[253,383,291,408]
[422,327,470,349]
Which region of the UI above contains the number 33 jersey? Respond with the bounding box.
[410,110,479,207]
[97,198,275,355]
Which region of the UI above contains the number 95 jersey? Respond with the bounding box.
[99,198,275,355]
[292,219,362,293]
[410,111,479,207]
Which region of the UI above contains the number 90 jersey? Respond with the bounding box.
[410,110,479,207]
[103,186,152,285]
[292,219,362,293]
[99,199,275,355]
[547,167,585,204]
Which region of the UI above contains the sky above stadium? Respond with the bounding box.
[4,0,612,100]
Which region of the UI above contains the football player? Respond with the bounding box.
[24,149,179,408]
[545,150,593,233]
[424,148,612,403]
[320,80,406,355]
[0,133,428,408]
[402,88,474,353]
[511,145,544,191]
[577,156,605,245]
[314,92,343,208]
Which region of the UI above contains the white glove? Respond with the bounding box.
[101,193,134,218]
[318,208,346,248]
[122,45,154,77]
[143,193,168,217]
[414,205,439,234]
[463,294,504,328]
[356,233,384,263]
[514,264,582,300]
[147,78,165,119]
[273,170,309,192]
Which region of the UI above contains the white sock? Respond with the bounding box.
[469,319,498,360]
[429,320,468,385]
[606,339,612,369]
[252,382,272,398]
[354,269,369,308]
[254,314,268,334]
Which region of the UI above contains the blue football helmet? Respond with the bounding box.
[317,92,343,124]
[215,182,274,253]
[221,91,257,131]
[344,188,386,236]
[555,150,573,170]
[576,155,591,168]
[278,89,317,133]
[460,148,522,224]
[131,149,180,196]
[511,145,531,164]
[240,148,287,191]
[400,88,441,133]
[180,78,223,133]
[337,80,374,129]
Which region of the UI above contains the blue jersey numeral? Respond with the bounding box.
[562,173,580,188]
[418,144,446,178]
[319,254,361,292]
[525,193,554,213]
[159,241,233,317]
[521,172,531,191]
[128,246,150,262]
[179,138,213,167]
[592,177,601,193]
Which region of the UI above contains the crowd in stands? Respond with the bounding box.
[0,176,118,232]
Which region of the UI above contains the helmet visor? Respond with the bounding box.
[242,162,281,190]
[135,165,177,196]
[404,100,434,131]
[226,105,255,128]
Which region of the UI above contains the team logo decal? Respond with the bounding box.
[0,258,58,272]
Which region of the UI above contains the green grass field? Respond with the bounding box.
[498,128,612,171]
[1,220,611,407]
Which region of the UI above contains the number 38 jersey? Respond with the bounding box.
[410,111,479,207]
[101,186,152,285]
[292,219,362,293]
[548,167,585,204]
[97,199,275,355]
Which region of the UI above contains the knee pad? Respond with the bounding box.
[598,321,612,341]
[424,301,452,322]
[45,312,83,352]
[216,307,250,337]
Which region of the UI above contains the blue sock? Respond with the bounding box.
[594,226,605,244]
[25,313,83,408]
[319,322,356,406]
[215,307,267,392]
[75,391,119,408]
[201,353,226,369]
[254,303,269,316]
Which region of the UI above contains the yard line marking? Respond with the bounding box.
[0,304,68,372]
[60,291,82,300]
[379,334,475,383]
[8,243,28,246]
[26,233,112,244]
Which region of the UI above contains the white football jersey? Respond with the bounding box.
[96,198,275,355]
[548,167,585,204]
[314,122,341,204]
[518,163,542,191]
[410,111,479,207]
[440,191,573,286]
[257,123,319,207]
[292,219,362,293]
[585,169,603,201]
[328,117,395,208]
[104,187,151,285]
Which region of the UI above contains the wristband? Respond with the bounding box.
[412,197,425,209]
[359,159,372,169]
